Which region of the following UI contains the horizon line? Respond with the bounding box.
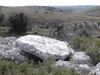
[0,5,100,7]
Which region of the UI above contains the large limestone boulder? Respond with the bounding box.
[16,35,74,60]
[70,52,91,64]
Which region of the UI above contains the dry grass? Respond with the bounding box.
[1,6,100,23]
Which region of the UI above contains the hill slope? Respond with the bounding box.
[1,6,100,22]
[83,6,100,17]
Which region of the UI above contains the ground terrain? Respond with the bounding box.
[1,6,100,38]
[0,5,100,75]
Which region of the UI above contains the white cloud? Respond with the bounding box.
[0,0,100,6]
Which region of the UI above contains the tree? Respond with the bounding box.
[8,13,29,33]
[0,14,5,26]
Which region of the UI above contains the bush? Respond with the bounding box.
[8,13,28,33]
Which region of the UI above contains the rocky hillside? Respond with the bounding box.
[74,6,100,17]
[0,6,65,15]
[15,6,65,12]
[54,5,96,12]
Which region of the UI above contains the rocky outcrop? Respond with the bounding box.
[0,37,25,63]
[16,35,74,60]
[0,35,99,75]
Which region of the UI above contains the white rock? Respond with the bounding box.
[78,64,91,73]
[90,63,100,75]
[70,52,91,64]
[78,64,90,70]
[16,35,74,60]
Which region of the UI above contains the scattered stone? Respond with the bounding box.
[55,60,91,75]
[0,36,25,62]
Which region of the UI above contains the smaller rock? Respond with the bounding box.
[78,64,91,74]
[90,63,100,75]
[70,52,91,64]
[14,53,25,63]
[55,60,91,75]
[3,47,21,60]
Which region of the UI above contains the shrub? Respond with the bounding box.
[70,36,93,51]
[0,14,4,22]
[71,36,100,65]
[86,41,100,65]
[77,29,91,38]
[8,13,28,33]
[52,66,80,75]
[0,14,5,26]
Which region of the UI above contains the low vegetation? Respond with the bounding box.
[0,59,80,75]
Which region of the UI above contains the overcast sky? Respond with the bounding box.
[0,0,100,6]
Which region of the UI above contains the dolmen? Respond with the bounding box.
[16,35,74,60]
